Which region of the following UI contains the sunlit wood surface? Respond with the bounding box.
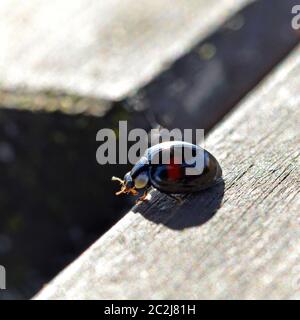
[35,45,300,299]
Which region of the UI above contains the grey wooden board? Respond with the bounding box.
[0,0,251,100]
[35,46,300,300]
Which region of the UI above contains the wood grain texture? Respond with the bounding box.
[35,46,300,300]
[0,0,251,99]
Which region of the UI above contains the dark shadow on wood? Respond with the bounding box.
[134,179,224,230]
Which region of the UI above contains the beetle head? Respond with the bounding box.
[112,172,138,196]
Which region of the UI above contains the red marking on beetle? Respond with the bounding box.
[167,157,182,181]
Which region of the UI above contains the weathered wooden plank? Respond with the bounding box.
[2,0,292,300]
[35,44,300,300]
[0,0,298,127]
[1,0,299,127]
[0,0,251,100]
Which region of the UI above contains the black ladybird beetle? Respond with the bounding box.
[112,141,222,203]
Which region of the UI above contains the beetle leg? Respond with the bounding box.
[136,189,150,204]
[167,194,183,204]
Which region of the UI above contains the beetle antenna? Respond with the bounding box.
[111,176,125,185]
